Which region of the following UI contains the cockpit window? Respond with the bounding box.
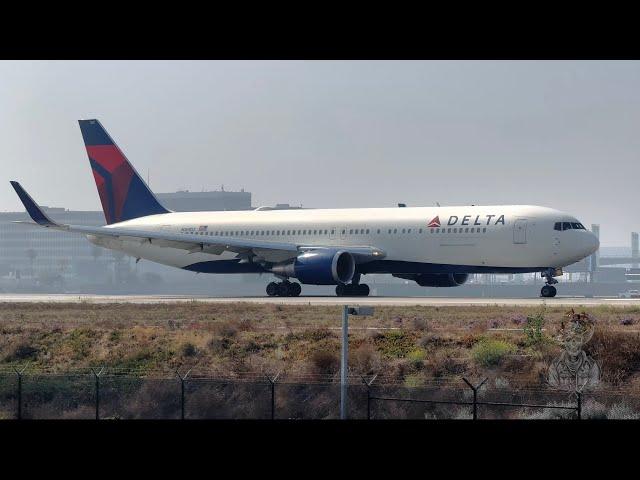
[554,221,587,231]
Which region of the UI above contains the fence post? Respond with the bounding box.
[176,368,193,420]
[462,377,488,421]
[264,372,280,420]
[91,367,104,421]
[360,373,378,420]
[576,391,582,420]
[13,366,26,420]
[341,305,349,420]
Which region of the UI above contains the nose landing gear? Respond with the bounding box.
[541,284,557,298]
[540,268,560,298]
[266,280,301,297]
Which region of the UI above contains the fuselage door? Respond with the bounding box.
[513,219,527,244]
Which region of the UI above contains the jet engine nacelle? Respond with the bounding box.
[270,250,355,285]
[396,273,469,287]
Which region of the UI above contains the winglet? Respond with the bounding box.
[9,181,58,227]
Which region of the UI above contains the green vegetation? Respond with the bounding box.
[523,312,546,346]
[471,338,517,367]
[374,330,415,359]
[407,348,427,368]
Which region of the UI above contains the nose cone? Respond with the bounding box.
[585,232,600,256]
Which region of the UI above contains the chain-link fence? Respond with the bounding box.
[2,368,639,420]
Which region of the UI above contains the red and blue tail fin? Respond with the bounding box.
[78,119,169,225]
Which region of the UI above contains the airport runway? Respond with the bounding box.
[1,293,639,306]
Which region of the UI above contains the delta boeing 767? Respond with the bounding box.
[9,119,599,298]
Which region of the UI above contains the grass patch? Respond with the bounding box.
[374,330,415,359]
[471,338,517,367]
[407,348,427,369]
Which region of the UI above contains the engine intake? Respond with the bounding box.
[270,250,355,285]
[395,273,469,287]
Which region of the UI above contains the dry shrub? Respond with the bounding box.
[587,328,640,385]
[206,337,232,355]
[501,354,535,374]
[214,321,239,338]
[351,343,381,374]
[4,342,39,362]
[419,333,453,349]
[412,317,428,331]
[301,327,333,342]
[237,318,254,332]
[367,330,385,342]
[180,342,197,357]
[429,351,466,377]
[390,360,412,380]
[310,349,339,375]
[460,332,481,349]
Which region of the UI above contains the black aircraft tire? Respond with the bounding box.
[541,285,557,298]
[336,284,346,297]
[290,282,302,297]
[277,282,290,297]
[266,282,278,297]
[358,284,370,297]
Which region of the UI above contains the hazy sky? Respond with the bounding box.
[0,61,638,246]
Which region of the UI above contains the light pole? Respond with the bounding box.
[340,305,374,420]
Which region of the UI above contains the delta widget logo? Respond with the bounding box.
[427,216,440,227]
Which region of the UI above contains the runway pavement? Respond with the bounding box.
[0,293,639,306]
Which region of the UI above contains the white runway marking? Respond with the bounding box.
[0,293,639,306]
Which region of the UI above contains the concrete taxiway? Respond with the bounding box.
[0,293,639,306]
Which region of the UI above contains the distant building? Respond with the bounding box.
[0,188,302,280]
[157,189,252,212]
[0,208,110,279]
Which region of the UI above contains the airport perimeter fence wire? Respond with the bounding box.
[1,366,639,419]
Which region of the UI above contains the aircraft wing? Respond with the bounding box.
[10,181,386,263]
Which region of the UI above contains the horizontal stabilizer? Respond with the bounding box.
[9,181,58,227]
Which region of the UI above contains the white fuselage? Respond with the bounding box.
[88,204,599,276]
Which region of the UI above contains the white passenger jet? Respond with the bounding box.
[10,119,599,298]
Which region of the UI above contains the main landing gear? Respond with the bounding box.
[540,268,559,298]
[336,273,370,297]
[266,280,301,297]
[336,274,370,297]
